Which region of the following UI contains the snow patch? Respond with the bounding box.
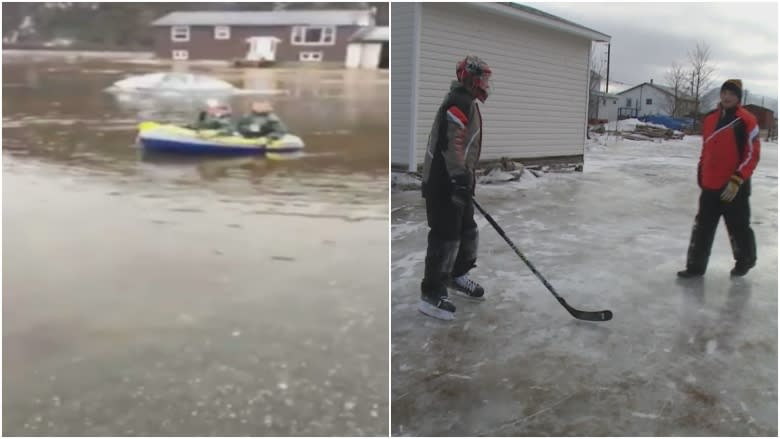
[478,168,521,184]
[705,339,717,354]
[392,172,422,191]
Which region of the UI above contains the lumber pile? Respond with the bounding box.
[624,124,684,140]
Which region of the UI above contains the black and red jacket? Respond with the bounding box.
[699,105,760,190]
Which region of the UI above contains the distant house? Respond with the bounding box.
[347,26,389,69]
[743,104,775,130]
[589,91,619,123]
[616,80,695,119]
[150,9,387,69]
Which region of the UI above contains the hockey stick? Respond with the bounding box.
[473,198,613,322]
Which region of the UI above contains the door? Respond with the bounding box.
[246,37,280,62]
[346,43,362,68]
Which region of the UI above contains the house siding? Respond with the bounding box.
[591,95,619,122]
[618,84,694,118]
[411,3,591,166]
[390,2,417,169]
[154,25,361,62]
[618,85,671,117]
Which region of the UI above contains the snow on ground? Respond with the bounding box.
[600,118,670,132]
[391,135,778,436]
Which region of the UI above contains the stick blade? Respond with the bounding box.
[569,308,613,322]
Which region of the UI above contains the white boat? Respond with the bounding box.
[106,72,236,95]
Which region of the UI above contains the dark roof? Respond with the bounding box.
[744,103,775,114]
[617,82,695,101]
[503,3,610,41]
[151,9,375,27]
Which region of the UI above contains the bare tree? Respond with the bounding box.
[664,61,687,117]
[687,41,716,125]
[588,43,608,123]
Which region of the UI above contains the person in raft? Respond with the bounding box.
[196,101,234,132]
[236,101,288,139]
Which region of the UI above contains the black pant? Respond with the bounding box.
[686,180,756,272]
[421,194,479,295]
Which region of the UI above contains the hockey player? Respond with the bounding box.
[418,55,492,320]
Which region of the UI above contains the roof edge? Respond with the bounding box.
[150,9,374,26]
[467,3,611,42]
[617,82,695,100]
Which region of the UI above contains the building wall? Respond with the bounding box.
[390,2,417,169]
[411,3,591,166]
[744,106,775,129]
[618,85,677,117]
[589,93,618,122]
[154,25,361,63]
[596,96,618,122]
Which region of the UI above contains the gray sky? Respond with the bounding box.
[528,2,778,97]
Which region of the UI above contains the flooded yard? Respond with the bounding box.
[3,57,388,436]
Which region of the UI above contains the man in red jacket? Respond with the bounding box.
[678,79,761,278]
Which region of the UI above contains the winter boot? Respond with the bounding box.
[730,260,756,277]
[448,274,485,300]
[677,269,705,279]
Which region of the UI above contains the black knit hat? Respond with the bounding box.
[721,79,743,101]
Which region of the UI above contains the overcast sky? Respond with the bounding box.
[528,2,778,97]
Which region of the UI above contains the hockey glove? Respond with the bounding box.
[450,173,472,210]
[720,174,743,203]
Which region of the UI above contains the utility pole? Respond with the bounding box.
[605,43,611,94]
[605,43,611,130]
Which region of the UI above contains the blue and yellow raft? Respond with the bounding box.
[137,121,304,155]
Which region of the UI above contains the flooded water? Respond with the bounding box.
[3,57,388,436]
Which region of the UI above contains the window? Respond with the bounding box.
[626,98,632,107]
[171,26,190,42]
[613,99,617,104]
[646,98,653,105]
[299,51,323,62]
[172,50,189,60]
[214,26,230,40]
[291,26,336,45]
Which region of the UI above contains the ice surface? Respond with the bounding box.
[392,134,778,436]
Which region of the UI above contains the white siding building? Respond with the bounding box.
[590,91,619,123]
[391,2,610,171]
[346,26,389,69]
[616,81,695,119]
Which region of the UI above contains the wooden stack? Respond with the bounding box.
[624,124,684,140]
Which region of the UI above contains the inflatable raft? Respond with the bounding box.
[137,121,304,155]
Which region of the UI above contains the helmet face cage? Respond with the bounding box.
[457,56,492,101]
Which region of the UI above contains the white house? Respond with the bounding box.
[347,26,389,69]
[590,91,619,122]
[616,81,695,119]
[391,2,610,171]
